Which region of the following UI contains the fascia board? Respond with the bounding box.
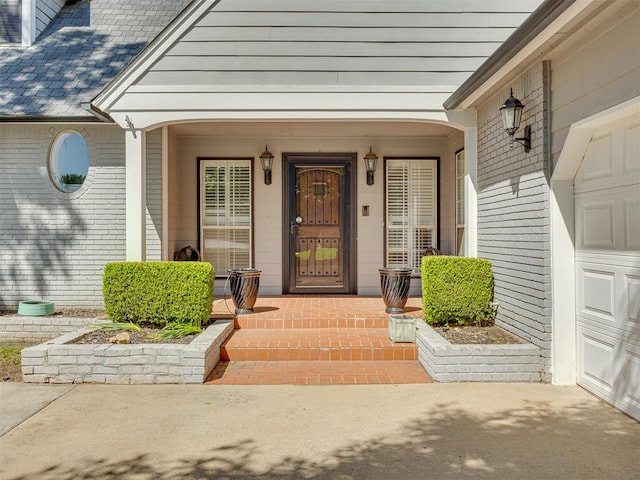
[91,0,222,114]
[445,0,599,110]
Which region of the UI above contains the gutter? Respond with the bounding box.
[444,0,576,110]
[81,103,115,123]
[0,115,103,123]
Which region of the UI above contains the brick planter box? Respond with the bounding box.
[21,320,234,384]
[416,320,541,382]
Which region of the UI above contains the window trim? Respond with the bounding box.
[47,129,91,194]
[197,157,254,278]
[384,156,440,274]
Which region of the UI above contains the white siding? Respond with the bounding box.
[35,0,64,38]
[140,1,536,88]
[550,5,640,169]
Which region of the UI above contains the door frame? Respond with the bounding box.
[282,153,357,294]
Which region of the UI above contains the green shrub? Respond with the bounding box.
[421,256,494,326]
[103,262,214,327]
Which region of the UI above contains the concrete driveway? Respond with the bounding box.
[0,383,638,479]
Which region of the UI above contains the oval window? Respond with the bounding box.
[49,131,90,193]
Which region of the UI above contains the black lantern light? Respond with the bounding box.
[499,89,531,152]
[259,145,274,185]
[363,146,378,186]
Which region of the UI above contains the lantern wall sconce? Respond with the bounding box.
[259,145,274,185]
[499,89,532,153]
[363,146,378,186]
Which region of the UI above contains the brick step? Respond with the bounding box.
[220,328,417,362]
[233,316,397,330]
[205,360,432,385]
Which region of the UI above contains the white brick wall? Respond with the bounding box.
[21,320,234,384]
[475,62,552,380]
[416,320,541,382]
[0,315,110,342]
[0,124,164,310]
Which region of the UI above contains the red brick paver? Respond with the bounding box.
[205,296,432,385]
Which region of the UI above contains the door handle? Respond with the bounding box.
[290,216,303,235]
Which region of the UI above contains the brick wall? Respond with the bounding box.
[475,62,552,379]
[0,124,164,310]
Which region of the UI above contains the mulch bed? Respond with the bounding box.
[73,327,198,345]
[433,325,524,344]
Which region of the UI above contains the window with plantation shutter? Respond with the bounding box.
[200,159,252,274]
[385,159,438,273]
[455,149,465,255]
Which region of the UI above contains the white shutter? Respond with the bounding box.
[386,159,437,272]
[455,150,465,227]
[455,149,465,255]
[200,159,252,273]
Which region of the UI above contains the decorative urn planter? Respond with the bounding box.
[228,268,261,314]
[379,267,412,313]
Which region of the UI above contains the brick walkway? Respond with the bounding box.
[205,296,433,385]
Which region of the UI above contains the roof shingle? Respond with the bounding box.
[0,0,192,119]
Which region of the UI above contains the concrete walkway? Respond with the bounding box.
[0,383,638,479]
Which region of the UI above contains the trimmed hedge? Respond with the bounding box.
[103,262,214,326]
[421,256,494,326]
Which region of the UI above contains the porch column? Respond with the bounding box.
[464,127,478,257]
[125,128,147,261]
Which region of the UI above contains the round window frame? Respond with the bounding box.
[48,130,90,194]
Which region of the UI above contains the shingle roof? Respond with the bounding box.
[0,0,192,119]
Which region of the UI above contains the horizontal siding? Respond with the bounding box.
[139,1,541,88]
[211,0,543,13]
[550,5,640,168]
[138,70,474,87]
[35,0,64,37]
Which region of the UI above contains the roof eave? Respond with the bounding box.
[444,0,578,110]
[0,114,104,123]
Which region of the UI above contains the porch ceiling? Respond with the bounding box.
[168,121,458,138]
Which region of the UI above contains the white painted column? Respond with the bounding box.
[21,0,36,46]
[446,109,478,258]
[550,179,577,385]
[464,126,478,258]
[125,128,147,261]
[161,126,169,261]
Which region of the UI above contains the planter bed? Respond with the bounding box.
[416,320,542,382]
[21,320,234,384]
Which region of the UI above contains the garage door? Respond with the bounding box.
[574,116,640,420]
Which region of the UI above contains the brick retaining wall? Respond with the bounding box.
[21,320,234,384]
[416,320,542,382]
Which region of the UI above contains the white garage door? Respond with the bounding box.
[575,116,640,420]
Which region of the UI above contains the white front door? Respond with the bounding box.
[574,117,640,420]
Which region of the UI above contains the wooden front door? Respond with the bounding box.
[284,154,356,294]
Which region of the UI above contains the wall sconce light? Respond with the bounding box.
[499,89,531,152]
[259,145,274,185]
[363,146,378,186]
